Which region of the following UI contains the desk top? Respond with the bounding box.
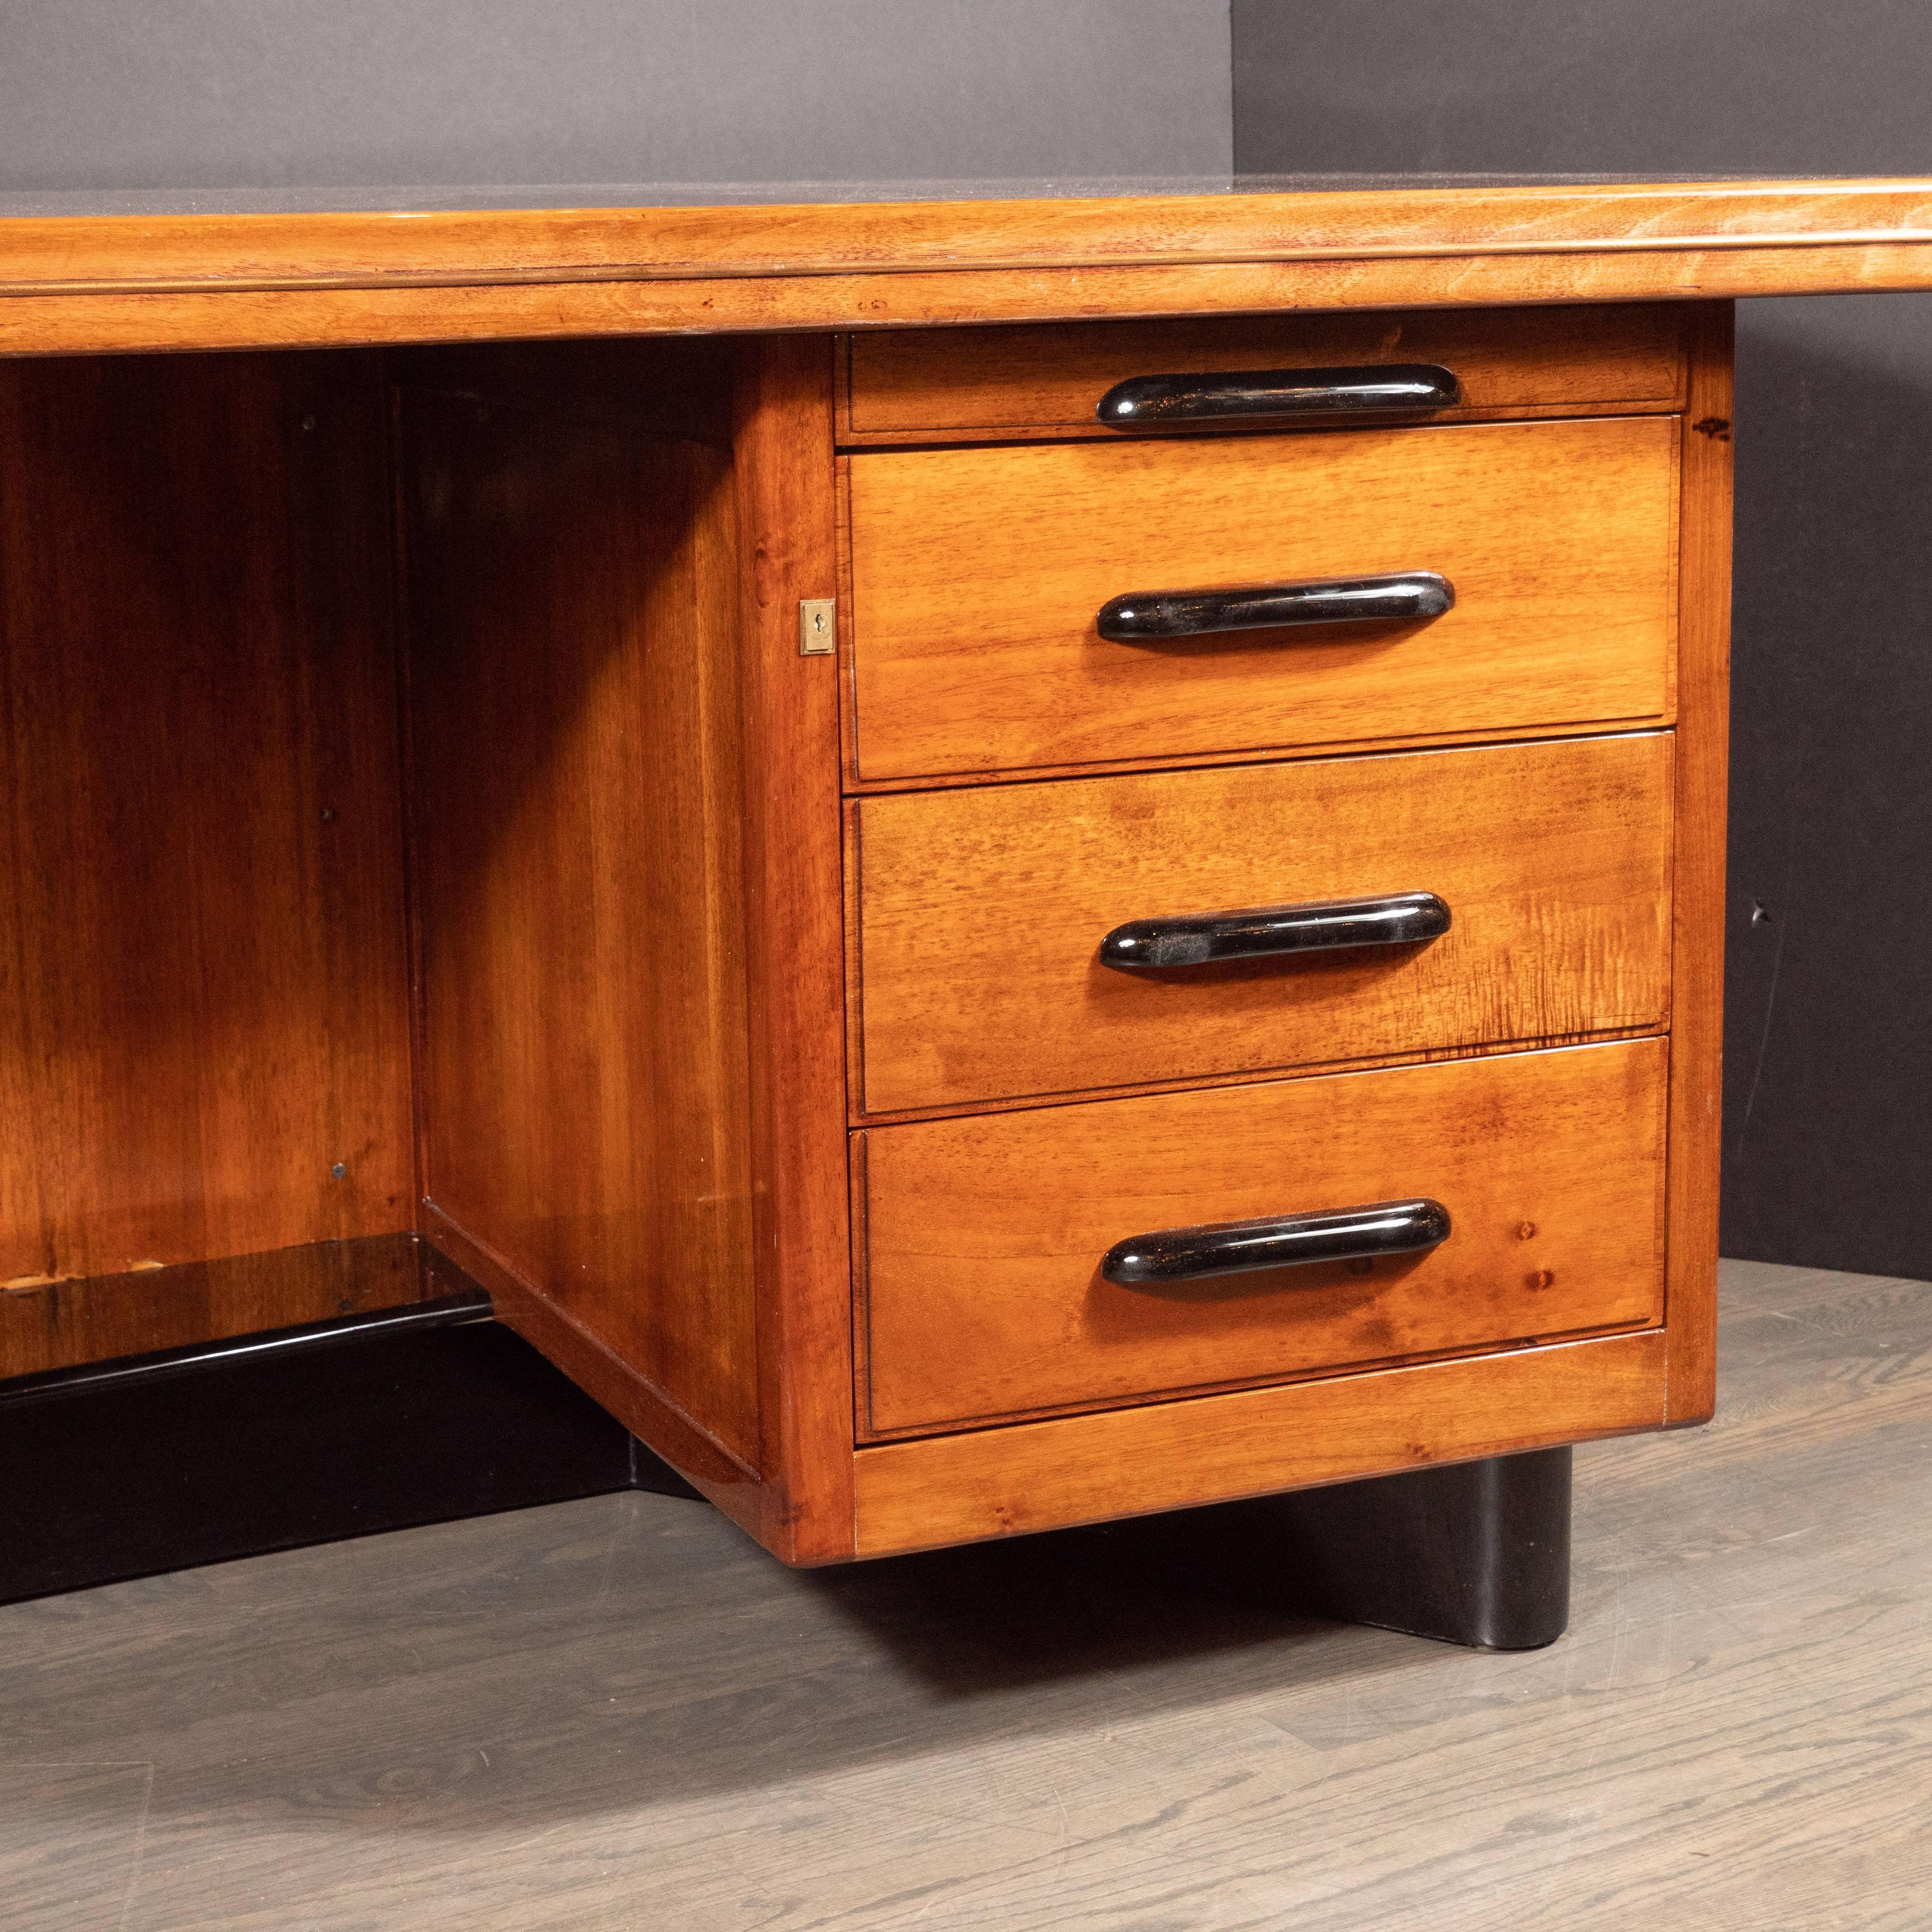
[4,175,1932,357]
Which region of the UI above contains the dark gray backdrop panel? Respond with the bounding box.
[1235,0,1932,1278]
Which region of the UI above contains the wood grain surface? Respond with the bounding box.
[728,337,858,1564]
[0,352,414,1287]
[7,178,1932,355]
[858,1040,1667,1437]
[1662,306,1734,1427]
[841,303,1686,442]
[856,1328,1669,1555]
[8,181,1932,294]
[851,734,1672,1115]
[388,337,739,450]
[399,338,855,1562]
[399,373,762,1470]
[1,1257,1922,1931]
[0,1235,422,1380]
[10,247,1932,359]
[0,296,1727,1577]
[420,1203,767,1541]
[845,415,1678,780]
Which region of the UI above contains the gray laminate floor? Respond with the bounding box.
[3,1257,1929,1931]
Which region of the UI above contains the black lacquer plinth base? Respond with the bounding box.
[0,1287,695,1607]
[1181,1447,1573,1649]
[1261,1447,1572,1648]
[2,1251,1572,1651]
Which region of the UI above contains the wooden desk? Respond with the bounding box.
[5,178,1931,1638]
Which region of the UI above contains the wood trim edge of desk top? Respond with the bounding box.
[5,178,1932,293]
[0,179,1929,351]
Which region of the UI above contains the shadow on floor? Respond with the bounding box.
[0,1485,1449,1838]
[795,1500,1351,1699]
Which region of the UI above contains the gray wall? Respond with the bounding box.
[1236,0,1932,1279]
[0,0,1230,194]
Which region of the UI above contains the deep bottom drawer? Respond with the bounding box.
[858,1038,1666,1436]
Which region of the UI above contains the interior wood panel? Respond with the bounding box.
[0,351,414,1287]
[851,733,1672,1116]
[845,414,1678,781]
[0,1234,423,1381]
[388,338,740,450]
[841,303,1686,442]
[420,1203,768,1543]
[854,1327,1670,1556]
[400,379,761,1469]
[859,1039,1667,1436]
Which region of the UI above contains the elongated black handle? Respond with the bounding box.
[1100,890,1449,971]
[1103,1199,1451,1287]
[1098,571,1452,643]
[1096,363,1459,428]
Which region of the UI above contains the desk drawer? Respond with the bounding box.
[857,1038,1667,1437]
[850,733,1672,1116]
[844,414,1678,781]
[841,304,1686,444]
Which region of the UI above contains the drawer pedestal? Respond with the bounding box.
[2,294,1733,1642]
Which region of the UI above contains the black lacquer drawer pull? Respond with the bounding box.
[1096,363,1460,428]
[1099,890,1449,971]
[1098,571,1453,643]
[1103,1199,1452,1287]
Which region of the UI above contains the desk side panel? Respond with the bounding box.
[399,377,763,1476]
[1664,303,1734,1425]
[732,338,857,1564]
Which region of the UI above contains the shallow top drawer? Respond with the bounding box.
[846,413,1679,782]
[840,305,1686,444]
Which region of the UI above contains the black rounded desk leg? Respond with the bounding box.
[1263,1447,1572,1649]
